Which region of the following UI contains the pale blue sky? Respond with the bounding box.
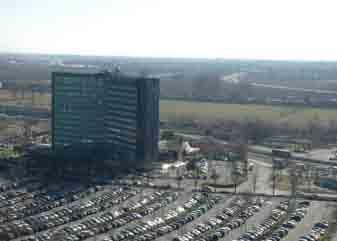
[1,0,337,60]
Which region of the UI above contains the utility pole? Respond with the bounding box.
[305,165,312,192]
[176,168,182,189]
[31,87,36,106]
[194,168,199,190]
[272,163,276,196]
[252,166,258,193]
[211,169,219,192]
[286,163,298,217]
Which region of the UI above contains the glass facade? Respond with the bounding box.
[52,72,159,163]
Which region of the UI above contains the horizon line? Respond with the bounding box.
[1,50,337,63]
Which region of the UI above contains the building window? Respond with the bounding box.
[63,104,72,112]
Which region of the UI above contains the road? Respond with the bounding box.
[251,83,337,95]
[249,145,337,166]
[176,132,337,165]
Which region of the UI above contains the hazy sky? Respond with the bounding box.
[1,0,337,60]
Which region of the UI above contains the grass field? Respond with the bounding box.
[160,100,337,127]
[0,89,50,107]
[1,89,337,128]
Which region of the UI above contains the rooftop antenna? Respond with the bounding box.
[100,62,113,72]
[114,65,121,74]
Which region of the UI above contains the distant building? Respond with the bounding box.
[51,71,159,165]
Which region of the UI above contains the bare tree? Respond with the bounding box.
[290,168,299,198]
[313,168,320,185]
[232,173,239,193]
[252,166,259,193]
[272,163,276,196]
[22,119,38,146]
[230,160,238,193]
[194,168,200,189]
[211,169,220,192]
[287,165,299,215]
[21,86,25,103]
[32,88,36,106]
[176,168,183,189]
[304,165,312,192]
[238,143,249,176]
[177,176,183,189]
[308,116,322,148]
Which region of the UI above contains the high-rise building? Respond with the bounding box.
[51,71,159,164]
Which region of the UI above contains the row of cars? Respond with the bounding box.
[0,187,136,241]
[0,184,96,223]
[0,177,38,193]
[126,195,222,241]
[0,182,43,209]
[0,180,20,193]
[298,222,329,241]
[236,200,310,241]
[235,201,290,241]
[185,198,265,241]
[105,193,212,241]
[263,201,311,241]
[172,198,248,241]
[0,173,325,241]
[27,191,178,241]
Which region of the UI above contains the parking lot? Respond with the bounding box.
[0,167,332,241]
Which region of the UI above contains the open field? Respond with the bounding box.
[160,100,337,128]
[0,89,50,107]
[1,89,337,128]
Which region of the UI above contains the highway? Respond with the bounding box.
[249,145,337,166]
[252,82,337,95]
[176,132,337,166]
